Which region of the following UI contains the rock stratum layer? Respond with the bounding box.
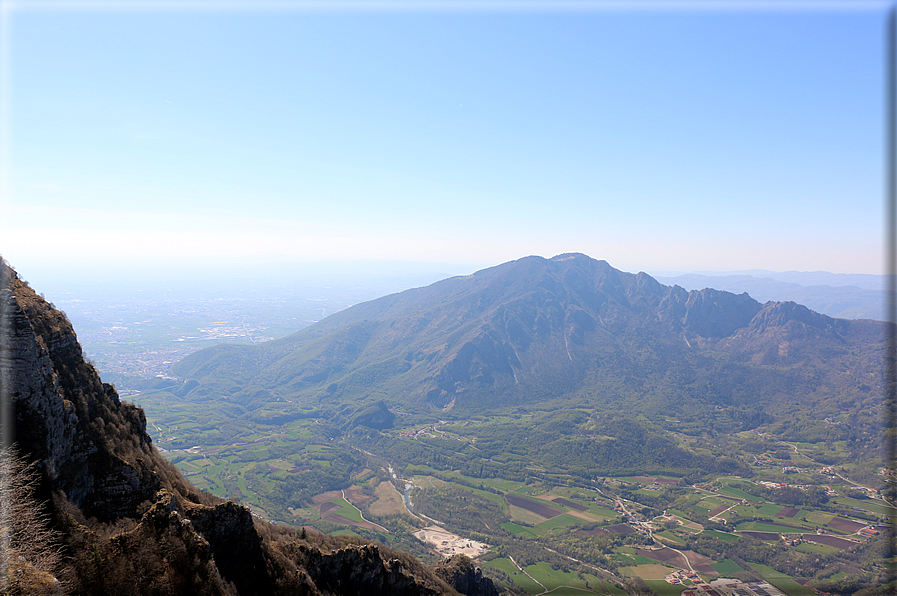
[0,259,497,596]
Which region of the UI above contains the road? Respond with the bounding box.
[341,489,388,533]
[508,556,546,593]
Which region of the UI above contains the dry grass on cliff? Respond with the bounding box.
[0,448,66,595]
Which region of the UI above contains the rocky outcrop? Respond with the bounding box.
[435,555,499,596]
[299,543,455,596]
[186,496,272,595]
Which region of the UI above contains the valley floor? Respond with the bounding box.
[131,392,894,595]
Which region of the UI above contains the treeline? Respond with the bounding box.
[414,487,507,534]
[272,445,362,507]
[348,426,533,482]
[349,412,751,485]
[723,481,830,508]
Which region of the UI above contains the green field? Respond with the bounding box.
[612,553,659,566]
[795,542,839,555]
[718,486,762,501]
[328,498,365,524]
[643,579,684,596]
[586,504,618,519]
[667,508,692,520]
[755,503,786,516]
[500,522,543,539]
[656,530,685,545]
[521,562,610,595]
[711,558,745,575]
[477,477,528,493]
[536,513,582,532]
[737,521,811,533]
[701,530,739,542]
[835,497,895,516]
[484,558,542,594]
[804,511,834,524]
[749,563,816,596]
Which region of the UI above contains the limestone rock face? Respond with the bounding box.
[1,266,161,521]
[1,287,77,478]
[187,497,271,595]
[435,555,499,596]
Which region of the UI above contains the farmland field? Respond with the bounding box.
[749,563,817,596]
[711,558,745,575]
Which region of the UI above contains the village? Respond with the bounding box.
[679,578,787,596]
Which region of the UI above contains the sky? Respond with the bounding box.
[0,0,889,284]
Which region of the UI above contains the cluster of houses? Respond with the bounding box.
[823,485,840,496]
[755,480,839,496]
[849,485,882,499]
[752,456,776,466]
[665,569,701,586]
[399,427,432,438]
[397,421,448,439]
[858,526,879,539]
[751,461,836,475]
[682,579,786,596]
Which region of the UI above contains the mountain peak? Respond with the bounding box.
[549,252,595,262]
[171,254,882,420]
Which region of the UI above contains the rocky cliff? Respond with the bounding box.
[0,259,495,596]
[1,268,166,521]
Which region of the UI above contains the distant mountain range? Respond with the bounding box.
[654,271,890,322]
[171,254,885,437]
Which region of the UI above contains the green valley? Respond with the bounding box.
[133,387,893,595]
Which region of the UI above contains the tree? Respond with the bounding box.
[0,448,65,595]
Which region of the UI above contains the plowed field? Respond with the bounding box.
[505,494,562,519]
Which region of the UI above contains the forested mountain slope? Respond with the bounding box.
[172,253,885,436]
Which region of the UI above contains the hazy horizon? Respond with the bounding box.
[8,251,888,300]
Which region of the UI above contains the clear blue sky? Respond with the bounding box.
[0,1,888,279]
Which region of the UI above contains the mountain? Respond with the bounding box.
[653,272,890,322]
[171,253,884,434]
[672,269,886,290]
[0,258,497,596]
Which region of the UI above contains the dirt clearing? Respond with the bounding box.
[344,485,373,508]
[369,481,405,517]
[414,526,489,558]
